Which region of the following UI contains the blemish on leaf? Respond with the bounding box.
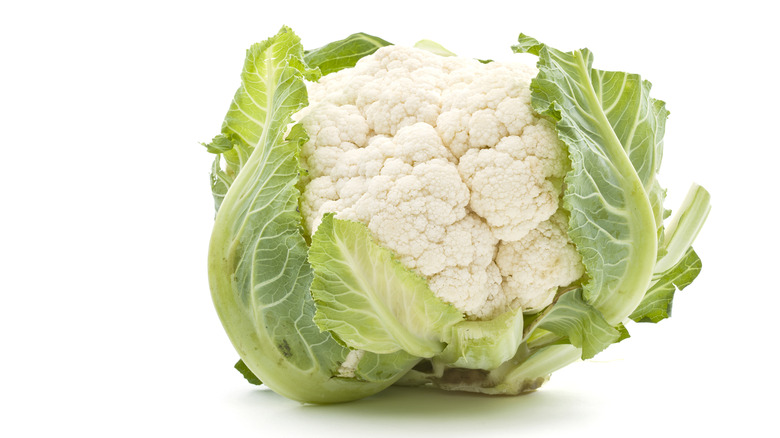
[278,339,293,358]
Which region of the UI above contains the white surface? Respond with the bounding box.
[1,1,777,436]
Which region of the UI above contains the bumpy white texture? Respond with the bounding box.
[298,46,583,319]
[496,211,585,311]
[458,123,569,241]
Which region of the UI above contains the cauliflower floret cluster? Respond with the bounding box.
[297,46,584,319]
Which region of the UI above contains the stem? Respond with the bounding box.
[489,345,582,394]
[655,183,711,274]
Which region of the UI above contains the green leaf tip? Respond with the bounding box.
[203,134,234,154]
[630,248,703,323]
[234,359,262,386]
[512,34,543,55]
[304,32,392,76]
[413,39,457,57]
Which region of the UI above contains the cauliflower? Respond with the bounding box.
[297,46,583,319]
[205,28,710,403]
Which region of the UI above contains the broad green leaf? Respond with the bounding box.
[310,214,464,358]
[595,70,668,244]
[304,33,391,76]
[513,35,658,325]
[535,290,625,359]
[513,36,668,191]
[630,248,702,323]
[208,27,414,403]
[204,35,319,212]
[436,307,524,369]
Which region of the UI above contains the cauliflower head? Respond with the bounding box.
[206,28,710,404]
[297,46,584,319]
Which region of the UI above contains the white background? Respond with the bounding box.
[2,1,777,436]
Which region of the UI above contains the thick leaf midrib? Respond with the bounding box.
[556,49,658,324]
[226,47,287,277]
[572,50,634,191]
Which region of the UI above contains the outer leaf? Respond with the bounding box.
[631,184,710,323]
[436,307,524,369]
[513,36,668,191]
[630,248,702,323]
[205,31,390,211]
[593,66,669,244]
[304,33,391,76]
[208,27,415,404]
[536,290,624,359]
[354,349,420,382]
[513,35,658,325]
[310,214,464,358]
[597,72,667,190]
[204,34,320,212]
[208,154,231,212]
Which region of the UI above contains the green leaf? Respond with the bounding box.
[655,184,711,274]
[234,359,262,386]
[208,27,415,404]
[304,32,392,76]
[515,34,668,192]
[593,64,669,244]
[310,214,464,358]
[203,133,245,212]
[536,290,624,359]
[208,154,232,213]
[630,248,702,323]
[615,323,631,342]
[631,184,709,323]
[413,39,456,57]
[354,350,420,382]
[203,134,234,154]
[512,35,542,54]
[513,35,658,325]
[437,307,524,370]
